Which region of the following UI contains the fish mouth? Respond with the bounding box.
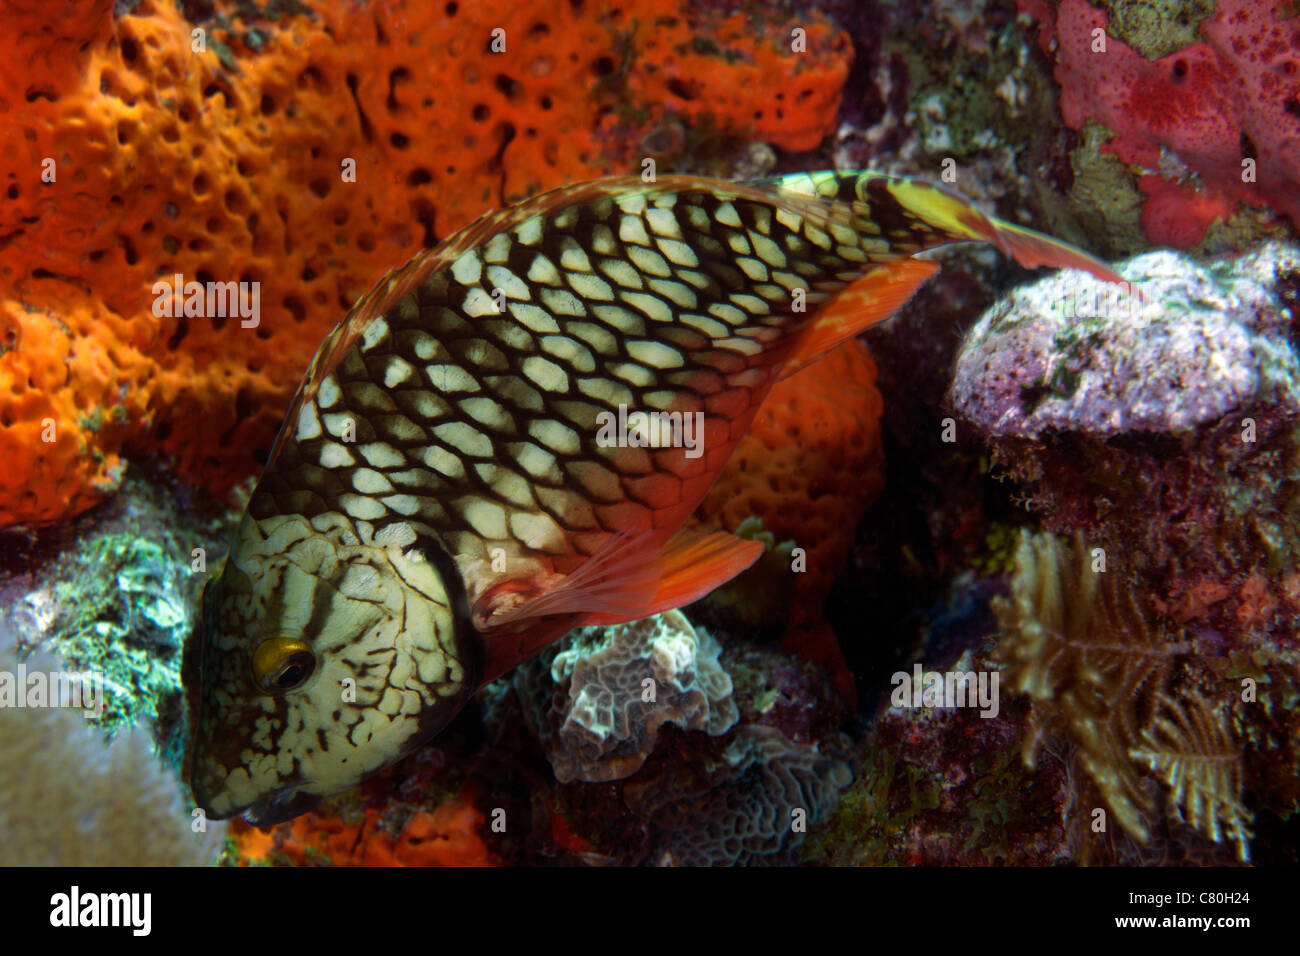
[242,788,324,829]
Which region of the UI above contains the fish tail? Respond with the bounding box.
[748,170,1122,377]
[752,170,1122,282]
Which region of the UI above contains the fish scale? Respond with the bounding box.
[187,170,1121,825]
[255,179,880,575]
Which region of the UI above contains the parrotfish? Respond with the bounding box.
[185,170,1118,825]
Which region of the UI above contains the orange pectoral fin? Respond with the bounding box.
[474,530,662,631]
[583,527,764,627]
[474,527,760,679]
[778,258,940,380]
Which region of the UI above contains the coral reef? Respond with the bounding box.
[952,243,1300,651]
[942,242,1300,862]
[0,642,226,866]
[475,626,852,866]
[807,682,1072,865]
[11,0,1300,870]
[229,793,498,867]
[818,222,1300,866]
[0,0,852,527]
[512,610,738,784]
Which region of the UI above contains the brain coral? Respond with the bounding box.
[693,339,886,696]
[513,609,739,783]
[0,0,852,526]
[625,724,852,866]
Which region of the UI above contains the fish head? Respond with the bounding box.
[186,512,480,826]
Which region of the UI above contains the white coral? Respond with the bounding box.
[0,646,225,866]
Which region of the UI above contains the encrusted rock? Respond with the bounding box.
[952,243,1300,439]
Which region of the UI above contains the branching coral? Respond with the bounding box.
[0,0,852,527]
[994,530,1252,861]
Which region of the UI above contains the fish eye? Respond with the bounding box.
[251,637,316,695]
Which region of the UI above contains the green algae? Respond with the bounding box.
[801,747,940,865]
[1194,206,1293,259]
[8,469,238,772]
[46,533,191,742]
[891,15,1041,163]
[1065,121,1147,259]
[1098,0,1214,61]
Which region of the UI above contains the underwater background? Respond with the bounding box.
[1,0,1297,866]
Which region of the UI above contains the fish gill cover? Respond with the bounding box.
[0,0,1297,874]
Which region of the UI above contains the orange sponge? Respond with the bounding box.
[0,0,852,528]
[696,340,886,696]
[231,792,498,866]
[0,287,144,525]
